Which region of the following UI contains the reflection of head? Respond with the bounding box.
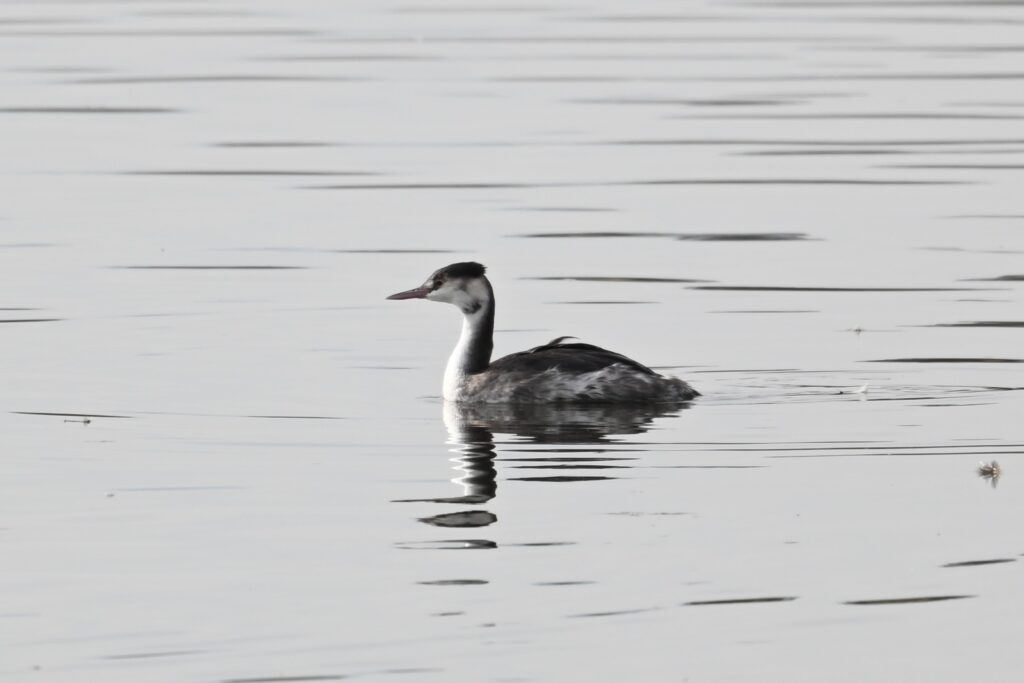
[444,400,690,445]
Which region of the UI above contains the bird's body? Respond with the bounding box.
[387,262,699,404]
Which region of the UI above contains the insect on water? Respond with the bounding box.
[977,460,1002,488]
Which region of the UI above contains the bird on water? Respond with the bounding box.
[387,262,699,404]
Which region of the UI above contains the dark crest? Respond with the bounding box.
[432,262,487,281]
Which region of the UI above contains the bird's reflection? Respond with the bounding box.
[397,401,691,531]
[447,401,692,445]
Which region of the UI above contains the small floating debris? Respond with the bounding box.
[836,383,869,396]
[978,460,1002,487]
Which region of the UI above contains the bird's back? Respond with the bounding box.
[460,338,698,403]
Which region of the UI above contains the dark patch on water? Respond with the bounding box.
[6,29,318,38]
[68,75,363,85]
[112,265,306,270]
[395,539,497,550]
[0,106,180,114]
[417,579,488,586]
[13,411,131,419]
[684,113,1024,120]
[622,179,958,186]
[502,456,638,462]
[742,149,907,156]
[942,558,1016,568]
[509,464,628,470]
[610,71,1024,83]
[214,141,337,148]
[246,415,346,420]
[684,597,797,606]
[418,511,497,528]
[503,206,618,212]
[574,97,798,107]
[884,164,1024,169]
[535,581,595,586]
[679,232,810,241]
[141,9,266,18]
[262,54,441,62]
[0,318,61,323]
[568,607,662,618]
[711,309,818,314]
[929,321,1024,328]
[966,275,1024,281]
[921,246,1024,255]
[517,231,676,238]
[693,285,987,292]
[604,138,1024,147]
[333,249,458,253]
[856,40,1024,48]
[309,182,541,190]
[123,170,375,177]
[517,231,805,241]
[11,66,111,73]
[104,649,205,660]
[865,357,1023,363]
[308,178,962,191]
[503,473,614,483]
[844,595,975,606]
[758,0,1024,7]
[508,475,616,482]
[485,71,1024,85]
[575,11,1024,25]
[394,4,558,13]
[224,676,347,683]
[508,541,577,547]
[320,34,883,45]
[525,276,711,283]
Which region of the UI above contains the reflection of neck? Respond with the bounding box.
[443,280,494,400]
[443,402,497,503]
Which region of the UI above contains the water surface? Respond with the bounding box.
[2,1,1023,682]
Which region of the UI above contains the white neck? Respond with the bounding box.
[443,306,491,401]
[443,313,475,401]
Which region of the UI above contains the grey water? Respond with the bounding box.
[2,1,1023,681]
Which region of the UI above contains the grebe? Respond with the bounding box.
[387,262,699,404]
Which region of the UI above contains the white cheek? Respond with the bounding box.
[450,291,473,309]
[427,285,455,304]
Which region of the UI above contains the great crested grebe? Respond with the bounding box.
[387,262,699,404]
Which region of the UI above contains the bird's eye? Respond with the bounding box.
[431,280,442,290]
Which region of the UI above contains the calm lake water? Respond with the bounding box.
[3,1,1023,681]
